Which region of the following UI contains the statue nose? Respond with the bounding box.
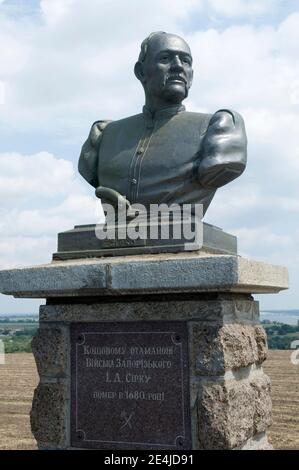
[170,55,184,70]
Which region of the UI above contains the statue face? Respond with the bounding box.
[141,34,193,105]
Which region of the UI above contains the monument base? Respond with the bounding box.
[0,252,288,449]
[31,294,274,450]
[53,222,237,260]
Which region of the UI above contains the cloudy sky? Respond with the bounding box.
[0,0,299,313]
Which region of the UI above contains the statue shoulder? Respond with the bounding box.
[198,108,247,188]
[214,108,244,120]
[88,120,112,148]
[181,109,245,132]
[78,119,112,188]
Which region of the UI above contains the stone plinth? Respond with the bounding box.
[0,252,288,298]
[0,253,288,450]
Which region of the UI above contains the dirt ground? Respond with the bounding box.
[0,350,298,450]
[0,353,38,450]
[263,350,299,450]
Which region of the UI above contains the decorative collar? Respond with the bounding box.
[142,104,185,122]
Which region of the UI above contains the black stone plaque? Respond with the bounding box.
[71,322,191,450]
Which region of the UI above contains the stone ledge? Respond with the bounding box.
[0,252,288,298]
[39,298,259,323]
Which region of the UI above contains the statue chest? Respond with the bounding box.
[97,112,210,205]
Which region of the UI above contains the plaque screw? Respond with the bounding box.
[78,335,84,342]
[177,438,184,448]
[77,432,83,440]
[175,335,181,342]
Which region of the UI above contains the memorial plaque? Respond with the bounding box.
[71,322,192,450]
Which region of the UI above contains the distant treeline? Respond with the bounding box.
[262,321,299,349]
[0,318,38,323]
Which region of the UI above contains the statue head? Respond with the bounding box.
[134,32,194,110]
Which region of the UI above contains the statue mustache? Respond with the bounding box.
[165,74,187,85]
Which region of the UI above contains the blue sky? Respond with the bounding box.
[0,0,299,313]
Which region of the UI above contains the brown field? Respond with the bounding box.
[0,350,298,450]
[0,353,38,450]
[263,350,299,450]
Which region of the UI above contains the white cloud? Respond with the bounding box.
[0,194,98,238]
[40,0,76,26]
[233,226,291,250]
[0,152,75,206]
[278,12,299,55]
[208,0,276,18]
[0,34,30,79]
[0,151,102,268]
[0,235,55,268]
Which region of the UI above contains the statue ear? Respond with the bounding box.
[134,61,145,83]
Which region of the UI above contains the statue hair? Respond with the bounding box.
[137,31,167,63]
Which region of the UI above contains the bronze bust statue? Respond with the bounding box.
[78,31,247,217]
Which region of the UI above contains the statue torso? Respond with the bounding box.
[97,108,216,212]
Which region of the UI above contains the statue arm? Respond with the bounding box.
[198,109,247,188]
[78,120,111,188]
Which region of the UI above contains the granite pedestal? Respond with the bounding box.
[0,252,288,450]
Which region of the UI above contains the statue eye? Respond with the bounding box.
[182,56,191,65]
[159,54,170,63]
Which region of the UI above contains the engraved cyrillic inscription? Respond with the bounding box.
[71,322,191,450]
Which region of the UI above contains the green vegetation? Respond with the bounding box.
[262,321,299,349]
[2,335,34,353]
[0,317,38,353]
